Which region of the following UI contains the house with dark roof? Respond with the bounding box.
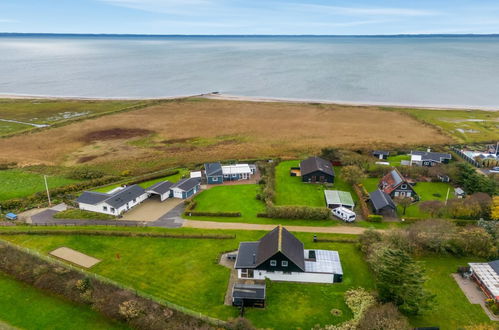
[76,185,148,216]
[145,181,174,201]
[171,177,201,199]
[469,260,499,302]
[373,150,390,160]
[379,169,418,200]
[410,150,452,167]
[300,156,335,183]
[232,283,266,308]
[234,225,343,283]
[369,189,396,217]
[204,162,255,184]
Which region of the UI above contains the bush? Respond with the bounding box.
[256,213,269,218]
[53,209,116,220]
[367,215,383,222]
[267,205,331,220]
[68,167,105,180]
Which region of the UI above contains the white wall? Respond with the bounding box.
[78,193,149,215]
[172,188,183,199]
[238,269,335,284]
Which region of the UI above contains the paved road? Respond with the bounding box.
[149,203,185,228]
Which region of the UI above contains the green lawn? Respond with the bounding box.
[93,169,188,193]
[0,228,373,329]
[387,154,410,166]
[0,271,126,330]
[400,182,453,218]
[275,161,357,207]
[387,107,499,143]
[0,99,154,136]
[192,184,266,220]
[360,178,379,193]
[0,169,79,201]
[409,256,492,329]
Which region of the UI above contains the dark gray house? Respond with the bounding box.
[373,150,390,160]
[204,162,224,184]
[300,156,335,183]
[234,225,343,283]
[410,150,452,167]
[171,178,201,199]
[369,189,397,217]
[232,284,266,308]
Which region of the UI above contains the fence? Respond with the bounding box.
[451,147,482,168]
[0,238,227,327]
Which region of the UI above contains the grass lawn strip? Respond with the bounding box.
[0,271,126,330]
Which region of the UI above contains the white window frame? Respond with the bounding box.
[282,260,288,267]
[103,206,108,211]
[270,260,277,267]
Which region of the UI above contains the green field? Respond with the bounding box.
[0,169,79,201]
[409,256,491,329]
[399,182,453,218]
[388,107,499,143]
[0,99,154,136]
[0,271,126,329]
[275,161,357,207]
[93,169,189,193]
[387,154,410,166]
[0,228,373,329]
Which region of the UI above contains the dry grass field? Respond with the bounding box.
[0,98,451,173]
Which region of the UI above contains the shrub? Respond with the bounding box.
[53,209,116,220]
[68,167,105,180]
[357,303,410,330]
[367,215,383,222]
[267,205,331,220]
[119,300,144,320]
[186,211,241,217]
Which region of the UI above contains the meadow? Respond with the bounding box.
[388,107,499,143]
[0,98,155,137]
[0,169,79,201]
[0,271,126,329]
[0,98,450,174]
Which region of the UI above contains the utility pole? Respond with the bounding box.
[445,187,450,206]
[44,175,51,206]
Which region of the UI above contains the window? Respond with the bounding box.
[241,269,254,278]
[110,208,115,213]
[103,206,108,211]
[270,260,277,267]
[212,177,218,182]
[282,261,288,267]
[401,184,407,189]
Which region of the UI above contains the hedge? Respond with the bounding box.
[267,205,331,220]
[185,211,241,217]
[353,184,370,220]
[367,214,383,222]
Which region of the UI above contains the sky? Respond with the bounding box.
[1,0,499,35]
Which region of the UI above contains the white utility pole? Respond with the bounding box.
[445,187,450,206]
[44,175,52,206]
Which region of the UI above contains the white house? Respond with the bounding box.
[77,185,148,216]
[235,226,343,284]
[145,181,174,202]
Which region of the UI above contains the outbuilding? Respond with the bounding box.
[369,189,396,217]
[373,150,390,160]
[146,181,174,201]
[232,283,266,308]
[171,178,201,199]
[324,190,355,209]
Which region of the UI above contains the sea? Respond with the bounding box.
[1,34,499,109]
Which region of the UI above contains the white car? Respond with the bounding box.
[332,207,356,222]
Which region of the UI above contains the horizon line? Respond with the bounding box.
[1,32,499,37]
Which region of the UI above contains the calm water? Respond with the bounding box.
[1,35,499,108]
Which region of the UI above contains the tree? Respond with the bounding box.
[492,196,499,220]
[450,227,497,259]
[340,151,372,170]
[468,192,492,219]
[320,148,341,161]
[357,303,410,330]
[374,248,435,315]
[446,197,481,219]
[394,196,412,216]
[341,165,366,185]
[419,200,445,218]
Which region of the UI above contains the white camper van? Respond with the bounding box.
[332,207,356,222]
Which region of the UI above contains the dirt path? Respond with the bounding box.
[182,220,374,234]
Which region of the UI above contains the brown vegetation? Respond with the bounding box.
[0,98,451,172]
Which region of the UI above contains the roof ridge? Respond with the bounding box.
[278,224,282,251]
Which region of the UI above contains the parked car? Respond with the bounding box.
[5,213,17,221]
[490,167,499,174]
[332,207,356,222]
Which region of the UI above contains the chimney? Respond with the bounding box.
[252,254,256,264]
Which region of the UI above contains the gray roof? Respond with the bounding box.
[300,156,335,177]
[411,150,452,163]
[256,226,305,271]
[235,242,259,269]
[77,185,146,209]
[390,169,403,186]
[454,187,465,195]
[76,191,109,205]
[204,162,223,177]
[232,283,266,300]
[172,177,200,192]
[324,190,355,207]
[146,181,173,194]
[369,189,396,211]
[489,260,499,274]
[373,150,390,156]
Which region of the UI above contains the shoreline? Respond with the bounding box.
[1,92,498,111]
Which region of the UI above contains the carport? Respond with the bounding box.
[145,181,174,202]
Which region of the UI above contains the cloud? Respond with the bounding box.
[0,19,18,23]
[288,4,438,17]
